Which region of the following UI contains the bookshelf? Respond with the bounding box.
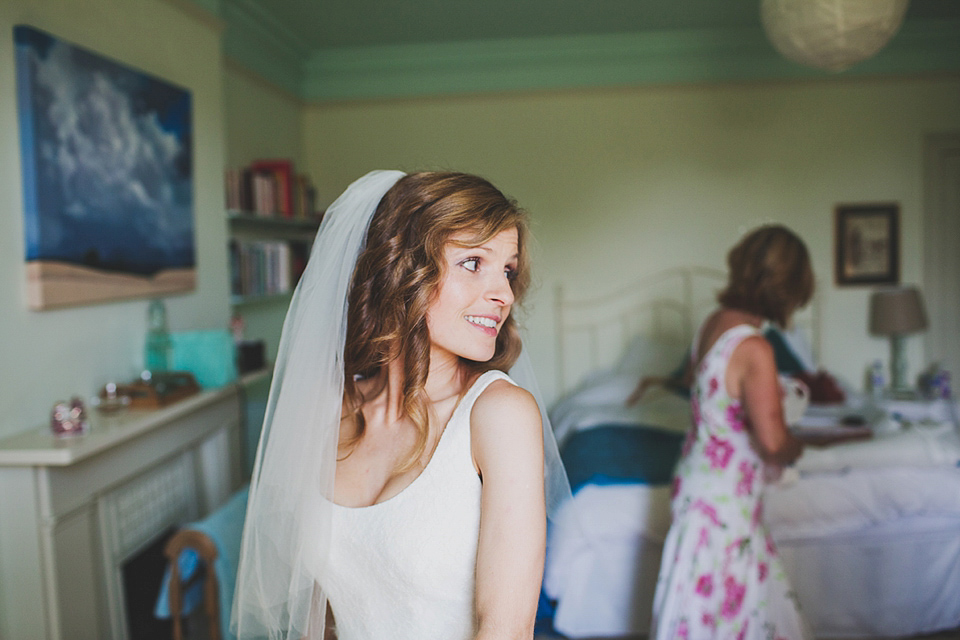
[225,158,323,306]
[223,160,321,479]
[225,159,318,220]
[227,210,320,306]
[227,209,317,476]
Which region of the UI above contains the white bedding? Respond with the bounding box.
[794,421,960,475]
[545,364,960,638]
[548,447,960,546]
[546,478,960,638]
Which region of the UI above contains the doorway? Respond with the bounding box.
[923,133,960,382]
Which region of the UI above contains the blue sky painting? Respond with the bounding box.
[15,25,194,308]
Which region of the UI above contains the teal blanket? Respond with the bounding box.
[561,424,685,493]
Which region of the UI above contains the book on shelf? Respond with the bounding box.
[294,174,318,220]
[229,239,307,299]
[250,159,294,217]
[225,160,321,221]
[225,168,242,210]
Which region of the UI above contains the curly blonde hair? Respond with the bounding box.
[342,172,531,469]
[717,225,814,327]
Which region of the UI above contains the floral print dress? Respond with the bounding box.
[650,324,810,640]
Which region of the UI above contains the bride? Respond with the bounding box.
[232,170,570,640]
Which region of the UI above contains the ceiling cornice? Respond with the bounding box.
[207,1,960,103]
[160,0,226,33]
[219,0,311,96]
[302,19,960,102]
[303,28,782,102]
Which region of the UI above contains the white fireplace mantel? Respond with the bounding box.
[0,384,244,640]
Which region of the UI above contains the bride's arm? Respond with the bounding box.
[471,380,546,640]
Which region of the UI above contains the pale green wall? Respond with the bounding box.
[224,62,304,170]
[0,0,229,437]
[304,77,960,403]
[223,62,306,363]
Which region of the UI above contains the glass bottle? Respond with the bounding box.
[145,299,172,373]
[869,359,885,398]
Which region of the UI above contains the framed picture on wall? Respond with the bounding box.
[834,203,899,286]
[14,25,195,310]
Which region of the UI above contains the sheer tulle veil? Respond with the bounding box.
[231,170,571,640]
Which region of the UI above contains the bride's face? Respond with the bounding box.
[426,227,519,365]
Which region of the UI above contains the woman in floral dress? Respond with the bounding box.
[650,225,814,640]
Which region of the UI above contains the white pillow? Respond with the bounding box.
[615,334,687,378]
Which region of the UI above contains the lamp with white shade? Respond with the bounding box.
[761,0,910,72]
[869,286,928,397]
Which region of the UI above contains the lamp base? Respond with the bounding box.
[889,334,910,392]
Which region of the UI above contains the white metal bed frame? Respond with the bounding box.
[554,266,821,396]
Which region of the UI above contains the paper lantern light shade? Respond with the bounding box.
[761,0,910,72]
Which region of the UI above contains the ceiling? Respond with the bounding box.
[203,0,960,101]
[260,0,769,50]
[252,0,958,50]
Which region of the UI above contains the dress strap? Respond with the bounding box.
[455,370,516,422]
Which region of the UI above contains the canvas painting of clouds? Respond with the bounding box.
[14,25,195,310]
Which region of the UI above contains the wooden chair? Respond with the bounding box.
[164,529,222,640]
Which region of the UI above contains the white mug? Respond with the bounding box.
[780,375,810,425]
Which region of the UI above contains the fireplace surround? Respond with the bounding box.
[0,385,243,639]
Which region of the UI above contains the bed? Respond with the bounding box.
[543,267,960,639]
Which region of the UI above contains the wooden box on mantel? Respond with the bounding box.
[104,372,200,409]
